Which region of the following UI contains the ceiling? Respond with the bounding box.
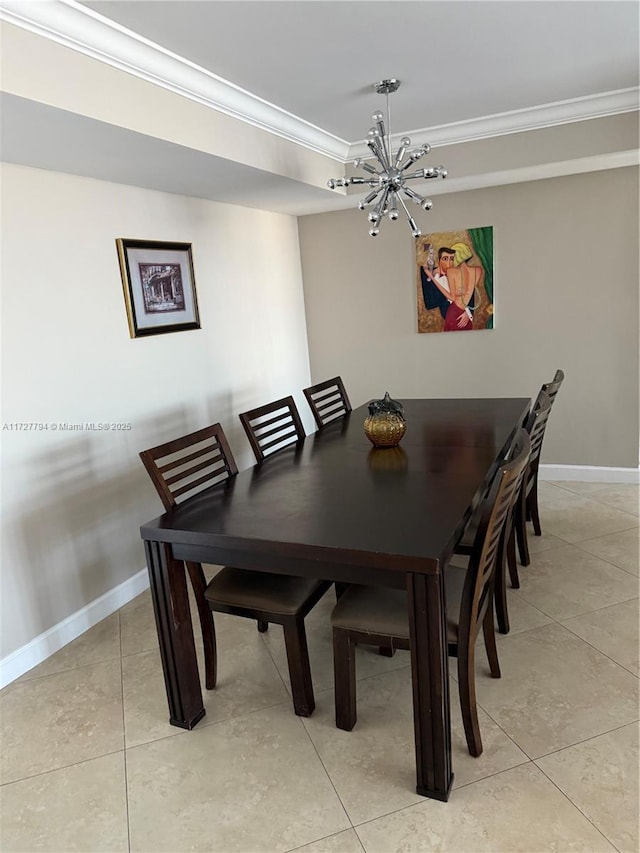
[1,1,638,215]
[81,0,639,142]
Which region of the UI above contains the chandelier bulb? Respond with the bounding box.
[367,127,380,138]
[423,143,432,155]
[327,179,336,189]
[421,199,433,211]
[372,111,384,122]
[369,226,380,237]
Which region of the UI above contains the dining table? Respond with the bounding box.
[140,396,531,802]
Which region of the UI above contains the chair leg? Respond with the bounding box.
[257,619,268,633]
[282,617,315,717]
[185,561,217,690]
[507,528,520,590]
[333,627,357,731]
[494,538,510,635]
[515,486,531,567]
[482,607,501,679]
[457,644,482,758]
[529,477,542,536]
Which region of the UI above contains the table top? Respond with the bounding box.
[141,398,530,580]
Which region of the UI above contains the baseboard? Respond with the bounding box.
[539,464,640,484]
[0,568,149,689]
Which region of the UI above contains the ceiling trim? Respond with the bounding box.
[0,0,350,160]
[1,0,638,166]
[349,89,640,158]
[410,149,640,198]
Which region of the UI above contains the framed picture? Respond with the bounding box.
[416,226,494,333]
[116,238,201,338]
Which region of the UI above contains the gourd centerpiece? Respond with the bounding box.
[364,392,406,448]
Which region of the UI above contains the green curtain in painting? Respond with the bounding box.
[468,226,494,329]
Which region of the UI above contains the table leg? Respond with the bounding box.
[407,572,454,801]
[144,540,206,729]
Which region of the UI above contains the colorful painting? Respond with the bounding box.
[416,226,494,333]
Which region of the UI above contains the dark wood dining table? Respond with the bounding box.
[140,397,530,802]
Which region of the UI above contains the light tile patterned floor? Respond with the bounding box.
[1,482,638,852]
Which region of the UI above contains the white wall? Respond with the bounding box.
[0,163,313,660]
[298,168,640,470]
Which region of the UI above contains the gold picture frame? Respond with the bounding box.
[116,238,201,338]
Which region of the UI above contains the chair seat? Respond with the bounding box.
[206,567,327,615]
[330,562,468,644]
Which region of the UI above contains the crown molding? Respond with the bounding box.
[348,88,640,160]
[411,150,640,198]
[0,0,350,160]
[1,0,637,167]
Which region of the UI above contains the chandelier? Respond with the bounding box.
[327,80,447,238]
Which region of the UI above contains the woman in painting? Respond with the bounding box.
[441,242,484,331]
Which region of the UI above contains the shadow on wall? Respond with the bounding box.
[4,395,240,661]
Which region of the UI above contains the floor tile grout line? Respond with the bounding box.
[118,612,133,853]
[531,719,640,761]
[559,617,640,680]
[533,759,624,852]
[0,747,128,788]
[295,716,356,833]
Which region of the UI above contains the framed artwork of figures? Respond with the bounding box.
[416,226,494,333]
[116,238,201,338]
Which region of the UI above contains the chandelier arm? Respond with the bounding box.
[355,159,381,176]
[372,136,391,173]
[397,193,421,238]
[370,185,391,223]
[402,186,425,204]
[358,187,384,210]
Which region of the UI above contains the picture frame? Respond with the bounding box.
[116,238,201,338]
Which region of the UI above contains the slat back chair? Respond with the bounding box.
[331,430,531,758]
[455,426,533,636]
[239,396,305,461]
[140,423,331,715]
[303,376,352,429]
[514,390,553,569]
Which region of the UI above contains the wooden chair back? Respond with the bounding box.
[540,368,565,407]
[524,390,553,483]
[303,376,352,429]
[239,395,305,461]
[140,422,237,510]
[461,429,531,644]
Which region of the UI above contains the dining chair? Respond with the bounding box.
[239,395,305,461]
[303,376,352,429]
[140,422,331,716]
[521,369,565,541]
[514,389,554,570]
[331,429,531,757]
[454,431,531,636]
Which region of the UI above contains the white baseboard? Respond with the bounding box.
[539,464,640,484]
[0,568,149,689]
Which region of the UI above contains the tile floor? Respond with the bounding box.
[1,481,638,852]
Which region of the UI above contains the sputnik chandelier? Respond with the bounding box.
[327,79,447,238]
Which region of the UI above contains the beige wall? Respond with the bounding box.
[0,163,313,659]
[298,167,640,469]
